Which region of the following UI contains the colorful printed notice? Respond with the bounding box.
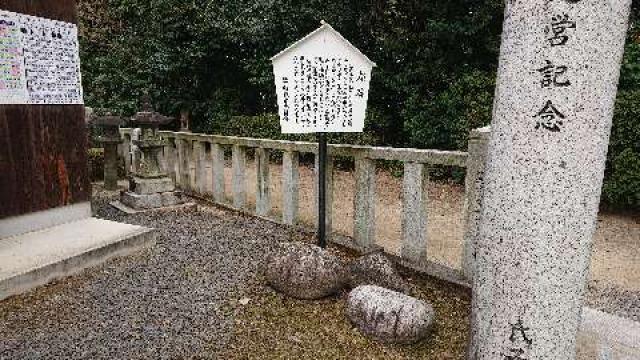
[0,11,27,103]
[0,10,83,105]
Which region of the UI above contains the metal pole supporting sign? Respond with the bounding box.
[317,133,328,248]
[271,21,376,248]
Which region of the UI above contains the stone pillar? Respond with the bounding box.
[211,143,225,203]
[255,147,271,216]
[232,144,247,209]
[122,134,132,177]
[400,162,429,264]
[158,141,168,174]
[282,150,299,225]
[103,142,120,190]
[470,2,632,360]
[165,139,177,183]
[194,141,208,195]
[462,126,491,281]
[353,156,376,250]
[131,128,142,173]
[188,141,197,191]
[177,138,191,190]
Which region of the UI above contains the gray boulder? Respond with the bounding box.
[265,242,346,299]
[347,285,434,344]
[347,252,411,294]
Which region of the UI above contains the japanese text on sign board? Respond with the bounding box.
[0,10,83,105]
[280,55,368,130]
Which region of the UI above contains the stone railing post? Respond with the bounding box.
[315,153,334,238]
[158,138,168,175]
[159,141,167,174]
[282,150,300,225]
[131,128,142,174]
[122,134,132,176]
[353,156,376,250]
[163,137,177,183]
[103,141,120,190]
[462,126,491,281]
[255,147,271,216]
[188,139,197,191]
[401,162,429,263]
[232,144,247,209]
[177,138,191,190]
[194,141,208,195]
[211,143,226,203]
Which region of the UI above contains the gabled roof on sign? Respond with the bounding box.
[270,21,377,67]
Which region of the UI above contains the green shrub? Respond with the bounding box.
[209,113,379,147]
[87,148,127,182]
[77,0,639,210]
[404,70,495,151]
[603,90,640,209]
[603,149,640,209]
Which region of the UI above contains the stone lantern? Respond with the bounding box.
[118,96,186,210]
[90,113,125,190]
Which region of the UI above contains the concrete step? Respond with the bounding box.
[0,217,155,301]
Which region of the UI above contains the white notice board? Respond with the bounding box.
[272,23,375,134]
[0,10,84,105]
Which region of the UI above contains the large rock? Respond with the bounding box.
[347,285,434,344]
[265,242,346,300]
[347,252,410,294]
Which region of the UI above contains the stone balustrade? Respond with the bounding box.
[120,128,485,283]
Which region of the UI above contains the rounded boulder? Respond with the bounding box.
[265,242,346,299]
[347,285,434,344]
[347,252,411,294]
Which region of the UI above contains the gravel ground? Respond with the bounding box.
[586,280,640,321]
[0,185,300,359]
[0,182,637,359]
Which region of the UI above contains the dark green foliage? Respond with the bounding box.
[603,149,640,208]
[404,70,495,150]
[87,148,126,181]
[221,114,378,146]
[87,148,105,181]
[78,0,640,210]
[78,0,505,135]
[605,90,640,209]
[602,7,640,210]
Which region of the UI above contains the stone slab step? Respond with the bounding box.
[0,217,155,301]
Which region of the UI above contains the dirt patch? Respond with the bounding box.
[590,212,640,291]
[203,160,638,291]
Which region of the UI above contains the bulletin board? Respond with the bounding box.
[0,9,83,105]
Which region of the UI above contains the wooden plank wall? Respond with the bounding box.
[0,0,89,219]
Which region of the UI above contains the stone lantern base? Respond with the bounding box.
[119,176,186,211]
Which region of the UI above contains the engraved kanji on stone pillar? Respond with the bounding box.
[469,1,632,359]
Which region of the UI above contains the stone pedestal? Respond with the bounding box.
[120,176,185,210]
[116,97,183,212]
[470,1,632,359]
[103,141,120,190]
[91,114,126,191]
